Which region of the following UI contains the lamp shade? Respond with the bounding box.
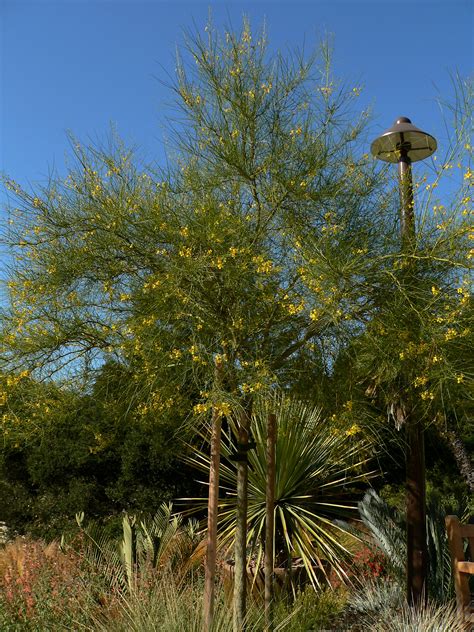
[370,117,437,163]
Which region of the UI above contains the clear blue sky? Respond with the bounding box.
[1,0,473,208]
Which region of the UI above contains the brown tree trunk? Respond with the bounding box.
[406,417,427,606]
[264,412,277,631]
[204,358,224,631]
[233,404,251,632]
[443,429,474,494]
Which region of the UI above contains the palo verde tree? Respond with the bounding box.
[3,17,470,629]
[1,19,388,629]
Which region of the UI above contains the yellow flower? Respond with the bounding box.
[346,424,361,436]
[178,246,192,258]
[420,390,435,401]
[252,256,273,274]
[193,402,210,415]
[214,401,231,417]
[431,286,439,296]
[413,376,428,388]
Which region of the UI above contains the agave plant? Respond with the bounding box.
[186,394,377,587]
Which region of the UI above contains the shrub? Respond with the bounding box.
[272,585,348,632]
[0,536,108,630]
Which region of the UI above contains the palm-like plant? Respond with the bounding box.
[75,503,201,593]
[186,395,377,587]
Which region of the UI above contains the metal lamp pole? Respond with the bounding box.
[371,117,437,606]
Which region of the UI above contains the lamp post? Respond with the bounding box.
[371,117,437,606]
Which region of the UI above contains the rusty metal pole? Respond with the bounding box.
[398,149,428,607]
[204,358,224,631]
[264,412,277,631]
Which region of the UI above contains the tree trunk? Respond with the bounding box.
[406,417,427,606]
[204,358,224,631]
[264,412,277,631]
[233,404,251,632]
[443,429,474,494]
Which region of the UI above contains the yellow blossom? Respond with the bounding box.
[290,126,302,137]
[413,376,428,388]
[214,401,231,417]
[178,246,192,258]
[346,424,361,436]
[420,390,435,401]
[252,256,273,274]
[193,402,211,415]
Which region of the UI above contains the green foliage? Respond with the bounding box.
[347,577,464,631]
[0,366,200,538]
[75,502,201,594]
[273,585,348,632]
[1,19,391,416]
[357,488,470,603]
[187,394,377,587]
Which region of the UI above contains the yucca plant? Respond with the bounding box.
[186,394,377,589]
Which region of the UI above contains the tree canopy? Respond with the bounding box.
[1,19,472,493]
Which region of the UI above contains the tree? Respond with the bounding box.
[2,19,388,628]
[2,17,471,628]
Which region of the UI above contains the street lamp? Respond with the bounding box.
[371,117,437,606]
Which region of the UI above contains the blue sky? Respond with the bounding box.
[1,0,473,207]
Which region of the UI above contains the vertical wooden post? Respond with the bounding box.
[233,404,251,632]
[445,515,474,623]
[264,412,277,631]
[204,358,223,631]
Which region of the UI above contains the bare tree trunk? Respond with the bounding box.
[406,417,427,607]
[233,404,251,632]
[264,412,276,632]
[443,429,474,493]
[204,359,224,631]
